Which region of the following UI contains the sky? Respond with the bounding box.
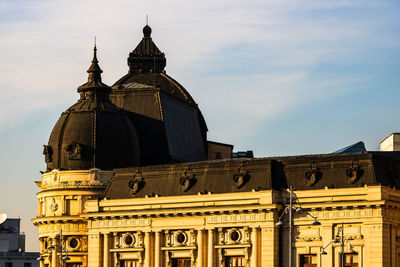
[0,0,399,252]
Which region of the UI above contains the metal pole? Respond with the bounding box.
[289,186,293,267]
[59,230,63,267]
[341,223,344,267]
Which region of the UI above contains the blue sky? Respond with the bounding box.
[0,0,399,251]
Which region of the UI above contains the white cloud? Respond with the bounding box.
[0,0,398,133]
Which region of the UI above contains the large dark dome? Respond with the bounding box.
[110,25,208,165]
[44,46,140,171]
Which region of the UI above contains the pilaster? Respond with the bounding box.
[88,232,102,267]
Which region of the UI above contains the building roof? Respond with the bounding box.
[109,25,208,165]
[44,46,141,171]
[103,152,400,199]
[333,141,366,154]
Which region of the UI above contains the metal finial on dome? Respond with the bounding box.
[77,42,111,101]
[87,40,103,82]
[143,24,152,38]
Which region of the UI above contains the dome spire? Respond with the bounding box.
[77,40,111,100]
[87,37,103,83]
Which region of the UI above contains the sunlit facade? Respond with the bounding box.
[33,25,400,267]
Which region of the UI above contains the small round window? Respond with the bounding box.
[124,234,134,246]
[230,229,240,242]
[176,232,186,244]
[69,238,79,249]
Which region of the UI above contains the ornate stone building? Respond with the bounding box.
[33,25,400,267]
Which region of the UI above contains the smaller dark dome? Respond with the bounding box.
[143,25,152,38]
[44,46,141,171]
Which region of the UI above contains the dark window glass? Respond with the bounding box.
[225,256,245,267]
[172,258,191,267]
[343,253,358,267]
[119,260,139,267]
[300,254,317,267]
[69,238,79,248]
[230,230,240,241]
[176,232,186,244]
[124,235,133,245]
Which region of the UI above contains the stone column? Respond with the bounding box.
[51,238,57,267]
[208,229,213,267]
[197,229,204,267]
[39,239,44,267]
[145,231,151,267]
[103,233,110,267]
[155,231,160,267]
[251,227,258,267]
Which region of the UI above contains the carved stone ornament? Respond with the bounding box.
[180,167,195,191]
[305,162,321,186]
[233,162,250,189]
[129,169,144,195]
[67,141,83,160]
[49,197,58,212]
[347,160,361,184]
[43,145,53,163]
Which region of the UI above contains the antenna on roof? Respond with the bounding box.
[146,14,149,25]
[94,36,97,49]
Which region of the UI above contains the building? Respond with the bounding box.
[0,218,39,267]
[380,133,400,152]
[33,25,400,267]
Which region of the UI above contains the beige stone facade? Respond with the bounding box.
[33,169,113,267]
[34,168,400,267]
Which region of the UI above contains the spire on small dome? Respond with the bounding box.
[87,38,103,82]
[77,41,111,100]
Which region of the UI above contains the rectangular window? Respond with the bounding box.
[5,263,13,267]
[172,258,191,267]
[225,256,246,267]
[119,260,139,267]
[24,264,32,267]
[344,253,358,267]
[300,254,317,267]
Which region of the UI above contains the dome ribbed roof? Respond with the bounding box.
[110,25,208,164]
[43,46,140,171]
